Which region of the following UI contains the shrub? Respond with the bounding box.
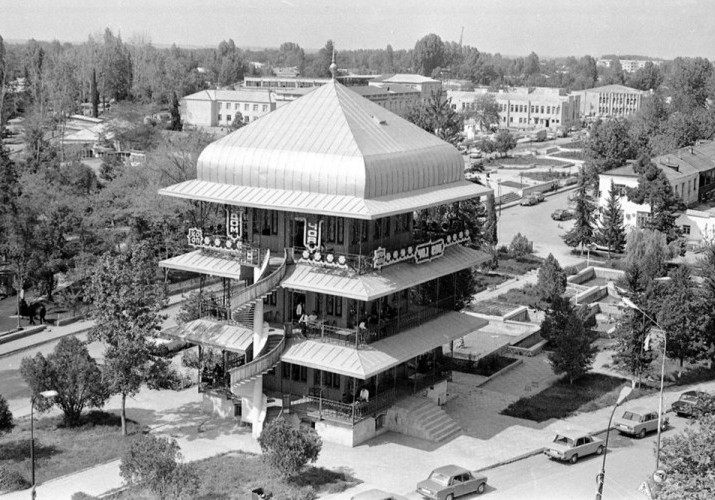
[0,465,30,493]
[119,434,199,500]
[71,493,99,500]
[509,233,533,259]
[258,418,322,478]
[0,395,13,435]
[563,266,579,276]
[181,347,222,370]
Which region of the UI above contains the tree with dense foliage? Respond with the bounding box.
[666,57,713,113]
[258,417,322,478]
[655,266,710,371]
[627,156,684,242]
[483,195,498,246]
[406,89,463,146]
[595,181,626,257]
[542,297,595,384]
[623,228,671,286]
[626,61,663,91]
[85,242,169,435]
[562,174,597,254]
[583,118,636,186]
[508,232,533,259]
[493,129,517,157]
[536,254,567,303]
[412,33,445,77]
[20,336,108,425]
[654,413,715,499]
[701,245,715,368]
[99,29,133,102]
[467,94,500,132]
[169,91,182,131]
[0,394,13,435]
[120,434,199,500]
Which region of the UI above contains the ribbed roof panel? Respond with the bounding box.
[195,80,464,200]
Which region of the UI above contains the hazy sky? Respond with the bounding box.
[2,0,714,59]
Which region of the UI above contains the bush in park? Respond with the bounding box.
[0,394,14,435]
[509,233,533,259]
[119,434,198,500]
[258,417,322,478]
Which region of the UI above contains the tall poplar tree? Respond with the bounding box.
[596,180,626,257]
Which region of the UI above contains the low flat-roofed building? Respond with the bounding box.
[370,74,442,101]
[180,88,276,128]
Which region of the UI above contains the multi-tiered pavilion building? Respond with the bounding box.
[159,77,492,446]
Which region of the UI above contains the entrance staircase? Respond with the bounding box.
[387,396,462,443]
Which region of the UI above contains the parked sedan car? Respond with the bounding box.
[551,209,573,221]
[417,464,487,499]
[614,407,669,438]
[351,489,408,500]
[520,195,539,206]
[671,390,712,417]
[544,431,604,464]
[533,192,545,202]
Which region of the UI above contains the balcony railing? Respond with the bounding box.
[305,387,396,424]
[293,247,373,275]
[362,295,456,344]
[302,321,361,347]
[187,228,267,267]
[232,250,287,311]
[230,334,285,389]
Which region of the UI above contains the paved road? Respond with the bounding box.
[474,421,684,500]
[498,189,583,267]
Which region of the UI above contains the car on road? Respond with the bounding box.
[614,407,669,438]
[351,489,408,500]
[671,390,712,418]
[416,464,488,499]
[544,431,604,464]
[520,195,539,206]
[551,209,573,221]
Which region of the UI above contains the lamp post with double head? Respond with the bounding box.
[596,384,633,500]
[621,297,667,470]
[31,390,58,500]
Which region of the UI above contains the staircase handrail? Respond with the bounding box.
[232,249,287,311]
[229,334,285,387]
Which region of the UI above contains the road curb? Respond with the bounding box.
[475,447,546,472]
[0,326,93,359]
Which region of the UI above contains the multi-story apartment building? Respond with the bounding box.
[596,59,664,73]
[573,84,647,118]
[181,89,276,128]
[160,78,491,446]
[448,87,580,130]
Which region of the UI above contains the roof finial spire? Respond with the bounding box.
[329,45,337,80]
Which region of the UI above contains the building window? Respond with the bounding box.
[217,114,222,122]
[282,363,290,379]
[244,103,249,111]
[218,102,222,109]
[262,104,268,112]
[682,225,691,235]
[253,104,258,111]
[226,115,231,123]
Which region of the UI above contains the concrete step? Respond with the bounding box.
[387,396,462,443]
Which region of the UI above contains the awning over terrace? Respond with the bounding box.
[281,245,490,301]
[164,318,253,354]
[159,250,243,280]
[280,311,488,379]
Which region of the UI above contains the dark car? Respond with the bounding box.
[520,195,539,206]
[551,209,573,221]
[671,391,712,417]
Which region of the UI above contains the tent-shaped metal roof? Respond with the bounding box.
[165,318,253,354]
[160,80,491,218]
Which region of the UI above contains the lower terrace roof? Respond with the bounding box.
[158,179,491,220]
[159,250,242,280]
[164,318,253,354]
[280,311,488,379]
[281,245,490,301]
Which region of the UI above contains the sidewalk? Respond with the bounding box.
[5,374,714,500]
[0,290,188,359]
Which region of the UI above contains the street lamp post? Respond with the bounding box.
[621,297,667,471]
[596,384,633,500]
[30,390,58,500]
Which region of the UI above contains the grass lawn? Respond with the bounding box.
[104,451,360,500]
[501,373,650,422]
[496,255,543,275]
[560,140,586,149]
[550,151,585,161]
[485,156,572,168]
[473,273,509,293]
[0,411,141,489]
[496,285,546,309]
